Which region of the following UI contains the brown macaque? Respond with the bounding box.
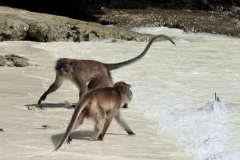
[54,81,135,151]
[38,34,175,105]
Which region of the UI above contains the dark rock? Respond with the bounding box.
[1,1,240,41]
[4,54,29,67]
[94,7,240,37]
[0,55,7,66]
[11,57,29,67]
[0,17,28,41]
[2,0,239,21]
[28,22,49,41]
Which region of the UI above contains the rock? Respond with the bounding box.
[1,54,29,67]
[11,57,29,67]
[0,7,153,42]
[4,0,239,20]
[1,3,239,41]
[0,55,7,66]
[0,17,28,41]
[27,106,37,111]
[27,105,45,111]
[28,22,49,41]
[40,125,51,129]
[94,7,240,37]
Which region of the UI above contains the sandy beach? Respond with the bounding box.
[0,41,188,160]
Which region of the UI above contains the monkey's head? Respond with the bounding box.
[55,58,74,76]
[114,81,132,103]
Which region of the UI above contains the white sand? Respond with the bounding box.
[0,41,188,159]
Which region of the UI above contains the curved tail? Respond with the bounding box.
[105,34,175,70]
[54,102,86,151]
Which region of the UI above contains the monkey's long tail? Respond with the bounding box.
[54,102,86,151]
[105,34,176,70]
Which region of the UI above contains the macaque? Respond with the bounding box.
[55,81,135,151]
[38,34,175,105]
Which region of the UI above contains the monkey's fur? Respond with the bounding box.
[38,34,175,105]
[54,81,134,151]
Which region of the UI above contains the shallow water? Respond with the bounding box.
[132,27,240,159]
[1,27,240,159]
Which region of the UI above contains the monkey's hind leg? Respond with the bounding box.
[98,117,114,140]
[91,103,106,141]
[87,73,112,90]
[67,134,73,144]
[91,118,105,141]
[122,103,128,108]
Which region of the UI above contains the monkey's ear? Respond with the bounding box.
[70,61,74,66]
[118,86,124,93]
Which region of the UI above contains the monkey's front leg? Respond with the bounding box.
[66,85,86,109]
[38,83,60,104]
[115,111,136,135]
[79,86,87,99]
[38,76,63,104]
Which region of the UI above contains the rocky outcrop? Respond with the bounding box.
[1,0,240,21]
[0,54,29,67]
[0,0,240,42]
[95,7,240,37]
[0,7,153,42]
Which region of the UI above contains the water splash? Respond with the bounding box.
[198,93,231,114]
[158,93,232,159]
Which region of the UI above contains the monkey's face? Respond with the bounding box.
[55,58,74,76]
[126,86,132,102]
[114,82,132,103]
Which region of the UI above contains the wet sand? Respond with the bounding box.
[0,41,188,159]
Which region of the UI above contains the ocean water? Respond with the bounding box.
[32,27,240,159]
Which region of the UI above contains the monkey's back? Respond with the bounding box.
[82,87,122,114]
[72,59,110,84]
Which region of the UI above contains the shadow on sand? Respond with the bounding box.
[51,130,93,148]
[25,102,77,110]
[51,130,127,148]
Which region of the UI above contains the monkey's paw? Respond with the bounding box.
[67,135,73,144]
[122,103,128,108]
[126,130,136,135]
[38,94,47,104]
[90,137,103,141]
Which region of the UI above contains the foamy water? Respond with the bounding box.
[32,27,240,159]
